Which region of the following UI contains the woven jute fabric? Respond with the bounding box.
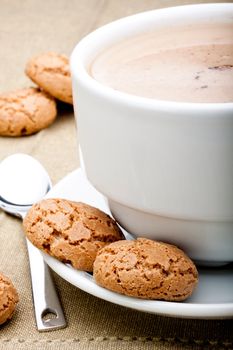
[0,1,232,349]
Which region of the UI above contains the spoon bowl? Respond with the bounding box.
[0,153,51,213]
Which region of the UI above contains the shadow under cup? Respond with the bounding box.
[71,3,233,266]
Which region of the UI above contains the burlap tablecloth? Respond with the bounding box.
[0,1,232,349]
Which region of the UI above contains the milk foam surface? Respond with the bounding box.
[90,23,233,103]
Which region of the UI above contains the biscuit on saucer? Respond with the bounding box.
[93,238,198,301]
[23,198,125,272]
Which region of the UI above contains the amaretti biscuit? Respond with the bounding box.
[0,272,19,325]
[25,52,73,104]
[23,198,125,272]
[0,87,57,136]
[93,238,198,301]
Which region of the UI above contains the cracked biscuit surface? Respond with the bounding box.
[0,87,57,136]
[25,52,73,104]
[23,198,125,272]
[0,273,19,325]
[93,238,198,301]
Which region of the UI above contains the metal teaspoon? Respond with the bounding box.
[0,153,66,331]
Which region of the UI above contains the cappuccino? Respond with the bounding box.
[90,22,233,103]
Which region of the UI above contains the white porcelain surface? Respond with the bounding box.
[71,4,233,264]
[42,168,233,319]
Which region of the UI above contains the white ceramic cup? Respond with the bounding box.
[71,3,233,266]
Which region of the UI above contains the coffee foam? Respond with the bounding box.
[90,22,233,103]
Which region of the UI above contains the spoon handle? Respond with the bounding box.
[26,239,67,331]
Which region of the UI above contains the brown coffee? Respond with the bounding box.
[90,22,233,103]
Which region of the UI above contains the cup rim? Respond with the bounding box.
[70,3,233,113]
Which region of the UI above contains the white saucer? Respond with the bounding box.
[42,168,233,319]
